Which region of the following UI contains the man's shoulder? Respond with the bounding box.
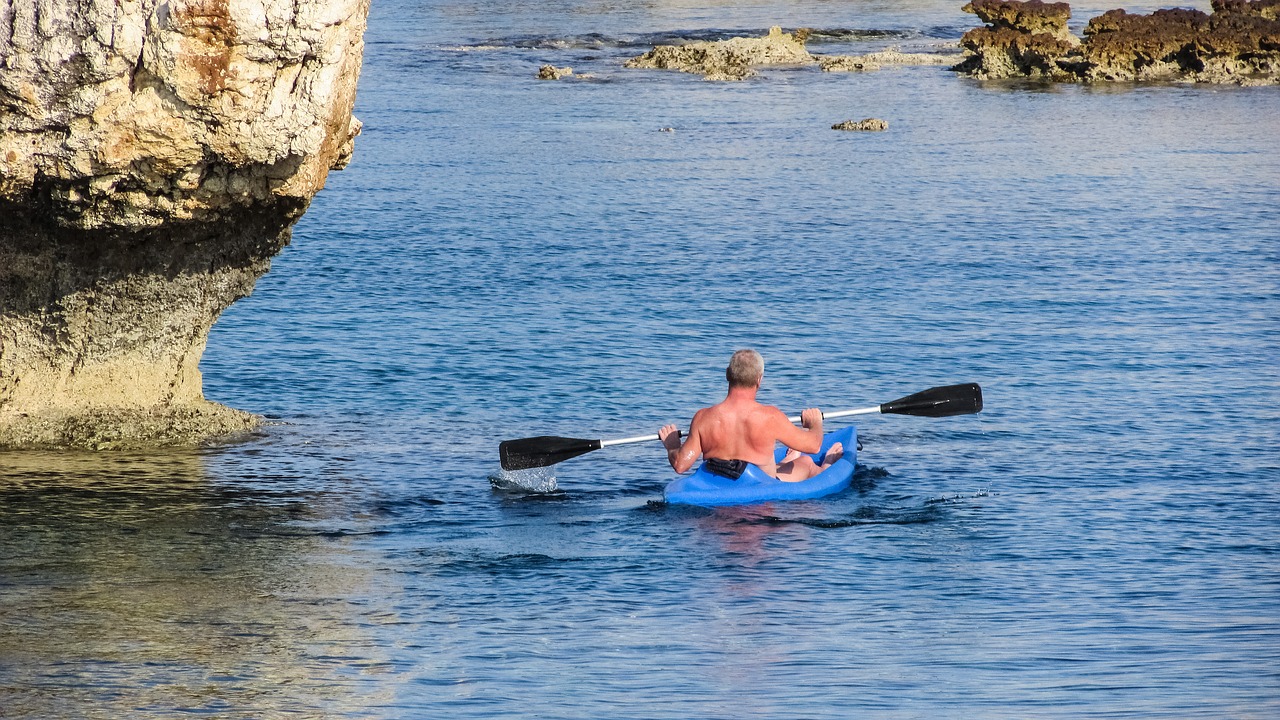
[760,404,798,433]
[689,405,716,426]
[751,402,786,418]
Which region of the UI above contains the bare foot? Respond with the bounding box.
[820,442,843,468]
[781,448,803,464]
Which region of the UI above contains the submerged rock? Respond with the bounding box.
[0,0,371,449]
[955,0,1280,83]
[821,48,961,72]
[625,26,815,80]
[832,118,889,131]
[537,65,574,80]
[819,56,883,72]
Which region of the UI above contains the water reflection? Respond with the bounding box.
[694,504,794,567]
[0,450,399,719]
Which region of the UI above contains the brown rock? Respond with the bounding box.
[1213,0,1280,20]
[1082,9,1211,80]
[959,26,1078,79]
[954,0,1280,83]
[1082,4,1280,81]
[962,0,1077,42]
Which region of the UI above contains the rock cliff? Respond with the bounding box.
[955,0,1280,83]
[0,0,369,448]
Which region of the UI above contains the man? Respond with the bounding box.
[659,349,843,482]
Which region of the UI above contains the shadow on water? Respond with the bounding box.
[966,76,1253,96]
[413,548,589,578]
[0,450,394,719]
[761,503,946,528]
[640,465,986,529]
[649,499,948,527]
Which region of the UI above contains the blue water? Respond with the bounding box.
[2,1,1278,717]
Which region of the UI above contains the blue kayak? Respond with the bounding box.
[663,426,857,507]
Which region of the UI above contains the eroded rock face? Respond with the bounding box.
[955,0,1280,83]
[1082,2,1280,81]
[953,0,1079,79]
[963,0,1077,41]
[0,0,370,449]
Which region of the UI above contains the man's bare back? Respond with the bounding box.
[659,350,843,482]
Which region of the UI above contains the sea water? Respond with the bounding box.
[2,1,1277,717]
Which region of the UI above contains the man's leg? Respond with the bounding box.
[776,443,843,482]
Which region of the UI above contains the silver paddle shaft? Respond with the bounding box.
[786,405,881,424]
[598,405,880,448]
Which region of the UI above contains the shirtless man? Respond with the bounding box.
[658,349,843,482]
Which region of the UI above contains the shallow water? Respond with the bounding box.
[2,1,1278,717]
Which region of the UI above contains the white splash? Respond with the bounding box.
[488,467,559,493]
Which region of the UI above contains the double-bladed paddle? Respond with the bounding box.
[498,383,982,471]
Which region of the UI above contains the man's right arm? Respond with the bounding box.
[773,407,823,455]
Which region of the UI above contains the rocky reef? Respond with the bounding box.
[626,27,958,80]
[955,0,1280,83]
[625,26,814,80]
[0,0,370,449]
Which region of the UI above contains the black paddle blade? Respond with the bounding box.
[499,436,603,471]
[880,383,983,418]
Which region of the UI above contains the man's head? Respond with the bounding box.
[726,349,764,389]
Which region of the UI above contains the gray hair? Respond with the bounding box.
[726,349,764,388]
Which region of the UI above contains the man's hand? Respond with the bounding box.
[800,408,823,431]
[659,424,682,450]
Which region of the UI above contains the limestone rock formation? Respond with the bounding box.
[832,118,889,131]
[625,26,815,80]
[954,0,1280,83]
[954,0,1081,79]
[1081,2,1280,82]
[964,0,1077,42]
[0,0,370,449]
